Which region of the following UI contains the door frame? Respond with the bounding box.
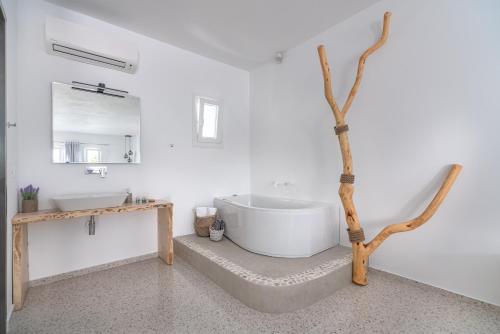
[0,2,7,333]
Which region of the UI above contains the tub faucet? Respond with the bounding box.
[273,181,295,188]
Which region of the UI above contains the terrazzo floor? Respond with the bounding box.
[9,257,500,334]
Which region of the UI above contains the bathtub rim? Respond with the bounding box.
[215,194,335,214]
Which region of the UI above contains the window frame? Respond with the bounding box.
[193,95,223,148]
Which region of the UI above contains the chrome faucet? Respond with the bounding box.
[85,166,108,178]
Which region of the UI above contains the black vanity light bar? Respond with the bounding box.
[70,81,128,98]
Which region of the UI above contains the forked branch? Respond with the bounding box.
[365,164,462,255]
[342,12,391,115]
[317,11,462,286]
[318,46,342,122]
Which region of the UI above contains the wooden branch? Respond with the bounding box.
[318,45,342,122]
[341,12,391,115]
[317,12,462,286]
[365,164,462,255]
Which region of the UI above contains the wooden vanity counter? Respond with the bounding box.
[12,200,173,311]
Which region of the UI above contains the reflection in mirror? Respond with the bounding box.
[52,82,141,164]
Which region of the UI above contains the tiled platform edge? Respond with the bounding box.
[175,236,353,313]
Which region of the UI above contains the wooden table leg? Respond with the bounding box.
[13,224,29,311]
[158,205,173,265]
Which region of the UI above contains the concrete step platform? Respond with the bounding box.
[174,234,352,313]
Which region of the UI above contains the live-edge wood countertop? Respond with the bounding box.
[12,200,172,225]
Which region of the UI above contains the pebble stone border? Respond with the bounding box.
[176,236,352,287]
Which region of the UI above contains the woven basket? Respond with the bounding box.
[195,215,216,237]
[209,227,224,242]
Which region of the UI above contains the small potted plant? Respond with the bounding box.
[209,219,225,242]
[20,185,39,213]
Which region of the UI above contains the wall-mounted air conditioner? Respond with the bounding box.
[45,17,139,74]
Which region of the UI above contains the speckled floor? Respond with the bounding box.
[9,257,500,334]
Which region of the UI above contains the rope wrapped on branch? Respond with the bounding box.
[348,228,365,243]
[340,174,355,184]
[334,124,349,135]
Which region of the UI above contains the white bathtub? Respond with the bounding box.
[214,194,338,258]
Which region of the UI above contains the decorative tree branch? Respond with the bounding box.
[365,164,462,255]
[342,12,392,115]
[318,48,342,121]
[317,12,462,285]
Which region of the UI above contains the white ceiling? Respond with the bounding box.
[45,0,380,70]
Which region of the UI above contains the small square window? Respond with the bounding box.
[193,95,223,147]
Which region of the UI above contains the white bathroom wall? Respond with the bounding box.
[250,0,500,306]
[17,0,250,280]
[2,0,17,320]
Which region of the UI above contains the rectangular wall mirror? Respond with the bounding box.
[52,82,141,164]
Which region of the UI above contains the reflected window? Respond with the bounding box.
[53,143,65,163]
[84,147,102,163]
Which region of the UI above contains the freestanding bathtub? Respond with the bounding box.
[214,194,338,258]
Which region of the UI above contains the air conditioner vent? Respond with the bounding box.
[46,17,138,74]
[52,44,128,69]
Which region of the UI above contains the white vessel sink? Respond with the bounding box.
[53,192,128,211]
